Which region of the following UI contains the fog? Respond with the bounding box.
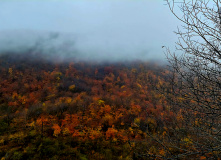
[0,0,181,62]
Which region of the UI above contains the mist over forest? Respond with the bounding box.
[0,30,159,63]
[0,0,180,63]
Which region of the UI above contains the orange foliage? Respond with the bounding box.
[106,127,118,140]
[0,59,210,159]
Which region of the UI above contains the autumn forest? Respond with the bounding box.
[0,52,218,160]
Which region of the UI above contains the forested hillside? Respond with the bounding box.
[0,54,218,159]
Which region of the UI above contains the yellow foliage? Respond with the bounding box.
[89,129,102,140]
[29,130,37,137]
[177,97,185,102]
[162,131,167,137]
[134,118,140,126]
[8,68,13,75]
[182,137,193,145]
[52,71,62,76]
[21,97,26,104]
[121,85,125,89]
[46,94,56,100]
[9,132,25,140]
[131,142,135,147]
[103,114,114,126]
[113,138,117,142]
[159,149,166,156]
[128,127,133,132]
[177,114,184,121]
[137,83,142,88]
[147,118,156,125]
[65,97,72,104]
[138,130,143,134]
[131,68,137,73]
[12,92,18,99]
[0,139,4,144]
[194,118,202,126]
[28,121,35,127]
[69,84,75,91]
[98,99,105,105]
[63,127,70,136]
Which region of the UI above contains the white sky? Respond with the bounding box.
[0,0,182,62]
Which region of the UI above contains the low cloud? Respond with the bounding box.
[0,0,180,63]
[0,30,158,62]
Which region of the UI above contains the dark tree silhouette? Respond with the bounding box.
[161,0,221,158]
